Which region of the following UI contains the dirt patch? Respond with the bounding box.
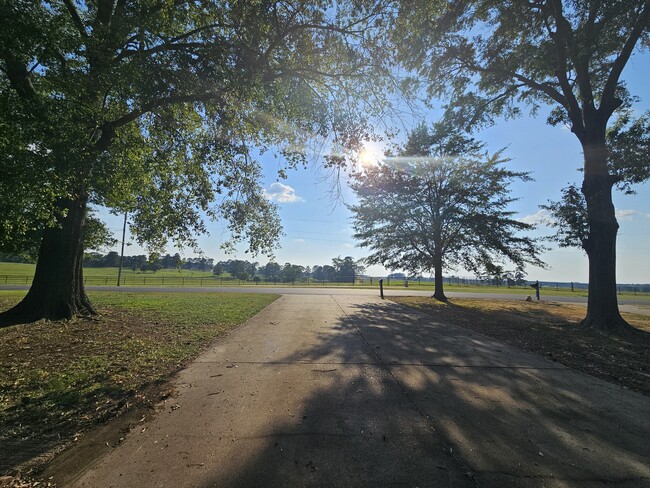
[0,291,278,483]
[0,310,193,478]
[391,297,650,396]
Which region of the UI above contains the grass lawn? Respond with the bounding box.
[392,296,650,396]
[0,290,279,475]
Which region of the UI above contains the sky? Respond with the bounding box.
[100,50,650,285]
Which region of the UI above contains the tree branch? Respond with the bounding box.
[94,0,117,28]
[107,89,226,131]
[2,54,37,99]
[63,0,88,38]
[114,42,215,62]
[542,1,584,130]
[552,0,595,116]
[600,1,649,118]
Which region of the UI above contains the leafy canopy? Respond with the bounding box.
[0,0,392,257]
[393,0,649,135]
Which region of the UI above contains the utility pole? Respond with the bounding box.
[117,212,127,287]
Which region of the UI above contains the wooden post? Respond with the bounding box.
[379,278,384,299]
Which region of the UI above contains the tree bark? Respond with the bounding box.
[580,137,635,334]
[432,253,447,301]
[0,196,96,327]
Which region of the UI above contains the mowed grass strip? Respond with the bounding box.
[0,290,279,472]
[392,297,650,395]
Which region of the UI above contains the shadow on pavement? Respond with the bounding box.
[206,298,650,488]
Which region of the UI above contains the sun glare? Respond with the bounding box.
[357,145,382,168]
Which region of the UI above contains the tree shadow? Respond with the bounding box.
[0,383,133,474]
[195,298,650,487]
[398,297,650,395]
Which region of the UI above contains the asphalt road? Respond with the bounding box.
[57,294,650,487]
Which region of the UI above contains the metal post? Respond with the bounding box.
[117,212,127,286]
[379,278,384,299]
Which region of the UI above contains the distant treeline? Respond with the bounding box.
[82,252,365,283]
[0,252,33,264]
[84,251,213,273]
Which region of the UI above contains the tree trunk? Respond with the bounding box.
[580,137,634,334]
[0,196,96,327]
[432,253,447,301]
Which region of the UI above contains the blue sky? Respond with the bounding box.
[101,50,649,284]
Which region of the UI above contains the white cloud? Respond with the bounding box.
[294,238,306,243]
[263,182,304,203]
[520,209,552,226]
[616,209,639,221]
[342,243,354,249]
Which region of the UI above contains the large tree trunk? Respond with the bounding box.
[580,138,635,334]
[432,253,447,301]
[0,196,96,327]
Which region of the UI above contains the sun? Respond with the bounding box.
[357,144,382,168]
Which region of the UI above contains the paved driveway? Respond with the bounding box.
[62,295,649,487]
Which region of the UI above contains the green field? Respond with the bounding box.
[0,262,648,299]
[0,263,219,286]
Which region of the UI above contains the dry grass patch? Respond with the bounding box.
[392,297,650,396]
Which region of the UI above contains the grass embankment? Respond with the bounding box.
[392,296,650,396]
[0,290,279,475]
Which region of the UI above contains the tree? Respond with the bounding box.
[312,264,338,282]
[393,1,649,331]
[262,262,282,282]
[281,263,304,283]
[0,0,389,325]
[349,123,544,301]
[332,256,365,283]
[542,111,649,248]
[103,251,121,268]
[541,184,591,249]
